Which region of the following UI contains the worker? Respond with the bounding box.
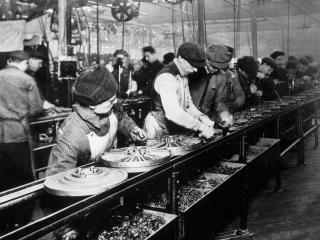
[46,68,146,176]
[144,42,215,139]
[189,44,241,125]
[0,50,43,191]
[0,51,43,229]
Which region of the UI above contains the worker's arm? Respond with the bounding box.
[155,73,202,131]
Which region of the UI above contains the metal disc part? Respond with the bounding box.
[44,166,128,197]
[146,135,202,157]
[100,146,171,173]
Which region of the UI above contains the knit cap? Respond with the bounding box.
[73,68,118,106]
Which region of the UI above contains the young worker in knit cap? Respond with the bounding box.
[46,68,146,176]
[189,44,243,126]
[144,42,215,139]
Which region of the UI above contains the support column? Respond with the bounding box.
[58,0,67,56]
[250,11,258,59]
[197,0,205,50]
[280,29,286,53]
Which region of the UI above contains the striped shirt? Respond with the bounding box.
[45,103,137,176]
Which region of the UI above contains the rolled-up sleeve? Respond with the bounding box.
[155,73,202,131]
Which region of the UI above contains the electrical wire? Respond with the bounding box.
[191,0,196,42]
[203,0,207,48]
[287,0,290,57]
[185,1,192,41]
[180,2,185,42]
[171,2,177,54]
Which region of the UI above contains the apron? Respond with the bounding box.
[86,112,118,160]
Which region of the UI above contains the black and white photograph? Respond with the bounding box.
[0,0,320,239]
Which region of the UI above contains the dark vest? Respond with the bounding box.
[151,62,180,112]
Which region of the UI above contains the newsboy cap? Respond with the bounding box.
[9,51,30,61]
[177,42,206,68]
[206,44,234,70]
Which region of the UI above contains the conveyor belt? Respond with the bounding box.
[0,91,319,240]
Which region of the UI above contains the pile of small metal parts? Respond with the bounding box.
[246,145,267,162]
[147,171,230,212]
[97,211,166,240]
[207,162,242,176]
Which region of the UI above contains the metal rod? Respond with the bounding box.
[315,101,319,149]
[96,0,100,62]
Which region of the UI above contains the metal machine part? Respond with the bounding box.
[44,166,128,196]
[146,135,202,157]
[100,146,171,173]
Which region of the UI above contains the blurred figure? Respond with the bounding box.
[163,52,175,65]
[135,46,163,96]
[105,54,115,73]
[270,50,289,96]
[256,57,279,100]
[112,49,137,97]
[236,56,259,101]
[26,50,54,109]
[296,58,314,87]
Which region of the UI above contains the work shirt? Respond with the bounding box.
[145,59,204,137]
[190,69,245,117]
[46,103,137,176]
[0,66,43,143]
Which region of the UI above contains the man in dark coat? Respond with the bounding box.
[134,46,164,96]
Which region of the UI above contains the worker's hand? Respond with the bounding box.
[43,100,55,110]
[198,123,215,139]
[220,111,234,126]
[256,90,263,97]
[130,127,147,142]
[199,115,215,128]
[273,79,280,85]
[250,83,258,94]
[302,76,311,82]
[257,72,265,79]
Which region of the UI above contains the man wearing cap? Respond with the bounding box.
[112,49,137,97]
[256,57,278,100]
[26,49,55,109]
[270,50,289,96]
[0,51,43,190]
[144,42,215,139]
[46,68,146,176]
[190,44,244,125]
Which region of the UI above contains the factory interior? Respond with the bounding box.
[1,0,320,239]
